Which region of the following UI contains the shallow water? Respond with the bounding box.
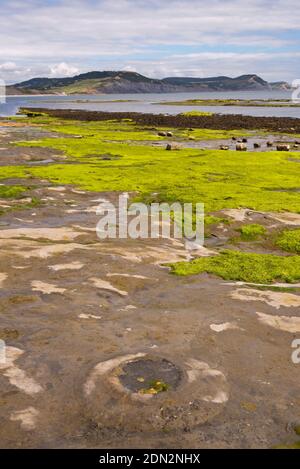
[1,90,300,118]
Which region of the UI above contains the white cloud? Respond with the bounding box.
[49,62,79,77]
[0,62,19,71]
[0,61,81,84]
[0,0,299,82]
[0,62,33,83]
[118,51,300,82]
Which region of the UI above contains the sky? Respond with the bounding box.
[0,0,299,84]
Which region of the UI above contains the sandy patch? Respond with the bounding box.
[31,281,66,295]
[230,288,300,309]
[71,189,86,194]
[10,407,39,431]
[224,281,300,288]
[185,240,217,257]
[98,242,192,265]
[66,205,99,214]
[268,212,300,226]
[0,273,7,287]
[15,217,34,223]
[210,322,242,333]
[185,358,229,403]
[49,261,84,271]
[0,347,43,395]
[47,186,66,192]
[78,313,102,320]
[222,209,250,222]
[89,278,128,296]
[107,273,149,280]
[0,227,82,241]
[256,311,300,333]
[119,305,137,311]
[0,240,93,259]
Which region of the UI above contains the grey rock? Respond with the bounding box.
[276,144,290,151]
[236,143,247,151]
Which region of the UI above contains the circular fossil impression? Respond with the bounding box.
[119,358,182,395]
[84,353,229,432]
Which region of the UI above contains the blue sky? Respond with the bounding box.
[0,0,299,83]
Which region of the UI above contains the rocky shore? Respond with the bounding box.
[0,112,300,449]
[22,107,300,134]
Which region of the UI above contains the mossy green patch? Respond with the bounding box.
[181,111,213,117]
[157,98,300,108]
[238,223,267,241]
[48,119,165,141]
[205,215,228,226]
[276,229,300,253]
[0,184,28,199]
[0,196,40,217]
[139,379,170,395]
[2,115,300,285]
[3,115,300,216]
[16,113,252,141]
[176,127,250,140]
[14,114,168,141]
[274,441,300,449]
[6,131,300,214]
[168,250,300,283]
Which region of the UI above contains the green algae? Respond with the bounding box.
[2,114,300,216]
[181,111,213,117]
[17,114,167,141]
[276,229,300,253]
[1,114,300,285]
[4,114,299,212]
[139,379,170,395]
[168,250,300,283]
[48,120,166,141]
[0,196,40,217]
[157,98,300,108]
[275,441,300,449]
[6,142,300,214]
[16,112,252,141]
[176,127,251,140]
[0,183,40,216]
[0,184,28,199]
[238,223,267,241]
[205,215,228,226]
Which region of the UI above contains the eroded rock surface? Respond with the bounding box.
[0,122,299,449]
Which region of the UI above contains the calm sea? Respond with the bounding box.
[1,90,299,118]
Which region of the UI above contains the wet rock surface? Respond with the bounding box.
[0,123,299,449]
